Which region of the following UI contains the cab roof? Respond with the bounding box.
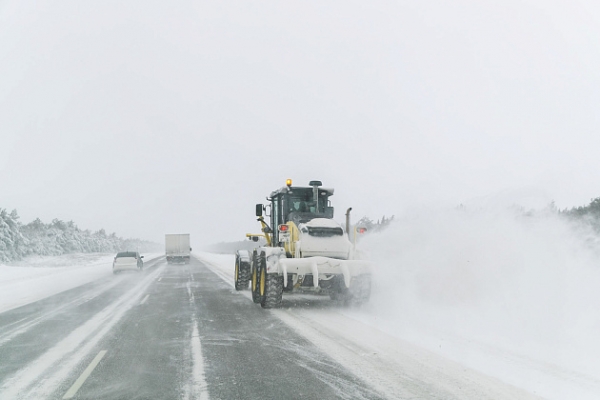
[270,186,334,198]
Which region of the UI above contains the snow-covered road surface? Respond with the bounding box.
[0,262,166,398]
[0,256,380,399]
[196,251,600,400]
[1,252,597,399]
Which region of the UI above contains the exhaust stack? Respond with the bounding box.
[345,207,352,239]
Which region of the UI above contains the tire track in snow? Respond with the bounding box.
[0,264,165,399]
[0,278,123,346]
[0,256,165,346]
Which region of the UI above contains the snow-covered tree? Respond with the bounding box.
[0,207,160,262]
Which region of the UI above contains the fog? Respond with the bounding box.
[363,207,600,397]
[2,1,600,245]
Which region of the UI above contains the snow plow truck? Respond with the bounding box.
[234,179,372,309]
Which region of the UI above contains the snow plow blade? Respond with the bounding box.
[277,257,372,289]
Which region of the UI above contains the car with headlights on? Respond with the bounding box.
[113,251,144,274]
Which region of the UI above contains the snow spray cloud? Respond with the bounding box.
[360,207,600,375]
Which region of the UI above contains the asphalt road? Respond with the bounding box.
[0,256,383,400]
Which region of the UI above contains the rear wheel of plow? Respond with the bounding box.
[234,257,249,291]
[251,253,264,304]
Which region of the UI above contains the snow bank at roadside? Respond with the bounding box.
[0,252,162,314]
[358,208,600,399]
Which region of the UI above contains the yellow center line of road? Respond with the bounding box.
[140,294,149,304]
[62,350,107,399]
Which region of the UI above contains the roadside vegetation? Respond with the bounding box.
[561,197,600,229]
[0,208,159,263]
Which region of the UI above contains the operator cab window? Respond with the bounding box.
[288,194,328,214]
[290,200,308,213]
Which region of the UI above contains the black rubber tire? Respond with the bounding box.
[329,275,347,301]
[329,275,371,306]
[240,263,251,289]
[234,256,250,291]
[261,273,284,309]
[345,275,372,306]
[251,252,263,304]
[234,255,241,290]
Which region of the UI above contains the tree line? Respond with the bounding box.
[0,208,160,263]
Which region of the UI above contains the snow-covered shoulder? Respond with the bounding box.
[0,252,161,314]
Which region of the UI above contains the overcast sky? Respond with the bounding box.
[2,1,600,245]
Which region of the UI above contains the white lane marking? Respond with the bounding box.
[140,294,149,305]
[189,316,209,400]
[158,277,162,281]
[187,280,194,304]
[0,265,165,399]
[184,280,209,400]
[62,350,107,399]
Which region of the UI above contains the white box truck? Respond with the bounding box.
[165,234,191,264]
